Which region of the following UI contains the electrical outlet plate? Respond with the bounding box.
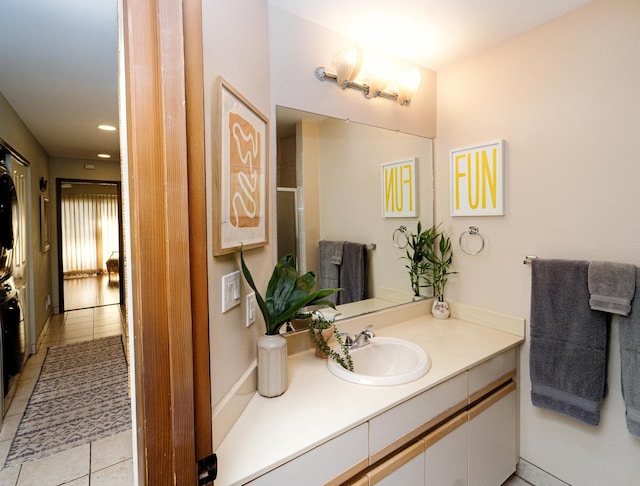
[246,292,256,327]
[221,271,240,313]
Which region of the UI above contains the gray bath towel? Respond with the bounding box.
[338,242,368,305]
[619,267,640,438]
[588,261,636,316]
[530,259,609,426]
[318,241,344,305]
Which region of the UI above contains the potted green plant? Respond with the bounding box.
[240,248,339,397]
[308,313,353,371]
[425,229,456,319]
[402,221,437,299]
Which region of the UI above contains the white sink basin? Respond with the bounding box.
[327,336,431,386]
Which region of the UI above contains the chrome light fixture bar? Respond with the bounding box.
[314,45,421,107]
[315,66,410,104]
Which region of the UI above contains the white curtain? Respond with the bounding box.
[61,194,119,275]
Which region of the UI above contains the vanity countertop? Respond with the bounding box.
[216,304,525,485]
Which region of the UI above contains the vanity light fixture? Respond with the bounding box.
[97,153,111,159]
[315,45,421,106]
[98,124,117,131]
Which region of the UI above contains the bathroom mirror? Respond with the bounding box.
[275,106,434,327]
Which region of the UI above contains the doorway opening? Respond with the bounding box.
[56,179,124,312]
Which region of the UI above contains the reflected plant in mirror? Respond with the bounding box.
[402,221,436,299]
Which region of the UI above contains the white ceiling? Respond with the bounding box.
[0,0,591,162]
[0,0,118,161]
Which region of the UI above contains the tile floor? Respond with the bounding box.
[0,305,133,486]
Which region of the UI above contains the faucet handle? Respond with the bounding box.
[340,333,354,347]
[362,324,375,338]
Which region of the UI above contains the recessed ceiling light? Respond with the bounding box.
[98,124,117,132]
[97,153,111,159]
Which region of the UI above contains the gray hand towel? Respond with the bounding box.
[588,261,636,316]
[530,259,609,426]
[338,242,368,305]
[318,241,344,305]
[619,267,640,438]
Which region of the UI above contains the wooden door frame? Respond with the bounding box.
[122,0,211,483]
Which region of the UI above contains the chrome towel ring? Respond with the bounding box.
[393,225,409,249]
[459,226,485,255]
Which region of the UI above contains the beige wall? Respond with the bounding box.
[202,0,273,420]
[48,157,121,313]
[435,0,640,483]
[0,92,52,348]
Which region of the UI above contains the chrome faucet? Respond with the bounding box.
[342,325,375,349]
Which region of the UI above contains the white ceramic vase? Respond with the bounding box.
[432,299,450,319]
[257,333,288,397]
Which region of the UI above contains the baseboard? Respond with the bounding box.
[517,458,571,486]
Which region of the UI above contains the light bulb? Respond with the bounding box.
[396,68,421,105]
[332,45,364,89]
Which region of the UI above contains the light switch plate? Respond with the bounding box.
[222,271,240,313]
[246,292,256,327]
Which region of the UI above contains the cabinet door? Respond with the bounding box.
[468,382,517,486]
[468,348,516,403]
[369,372,467,463]
[368,440,425,486]
[424,412,468,486]
[248,423,368,486]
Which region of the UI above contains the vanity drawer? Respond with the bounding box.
[369,372,467,463]
[468,347,516,403]
[247,423,368,486]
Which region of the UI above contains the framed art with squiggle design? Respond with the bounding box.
[214,78,269,255]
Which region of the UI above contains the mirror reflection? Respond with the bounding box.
[275,107,434,328]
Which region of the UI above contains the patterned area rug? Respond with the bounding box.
[4,336,131,467]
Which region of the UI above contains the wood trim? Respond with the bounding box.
[469,369,516,404]
[122,0,196,483]
[183,0,212,461]
[326,458,370,486]
[344,477,369,486]
[468,381,517,421]
[368,439,425,484]
[369,399,467,464]
[423,411,468,449]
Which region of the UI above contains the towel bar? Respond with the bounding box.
[523,255,538,264]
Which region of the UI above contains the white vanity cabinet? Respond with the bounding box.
[369,440,426,485]
[246,423,368,486]
[369,373,468,464]
[424,413,468,486]
[468,382,517,486]
[215,307,525,486]
[354,348,518,486]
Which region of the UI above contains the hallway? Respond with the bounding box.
[0,305,132,485]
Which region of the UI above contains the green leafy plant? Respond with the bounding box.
[402,221,437,297]
[425,229,456,301]
[308,314,354,371]
[240,248,340,335]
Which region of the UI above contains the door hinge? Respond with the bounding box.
[197,453,217,485]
